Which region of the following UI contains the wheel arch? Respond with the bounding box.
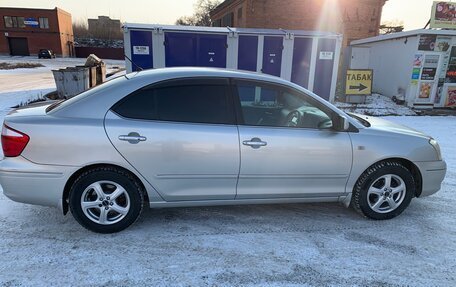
[356,157,423,198]
[62,163,150,215]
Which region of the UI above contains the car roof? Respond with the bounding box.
[125,67,289,85]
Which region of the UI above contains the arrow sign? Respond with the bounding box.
[345,69,373,95]
[349,83,367,91]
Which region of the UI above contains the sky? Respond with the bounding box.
[0,0,447,30]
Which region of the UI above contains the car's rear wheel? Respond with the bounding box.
[352,161,415,220]
[69,167,144,233]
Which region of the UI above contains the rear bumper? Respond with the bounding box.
[415,160,447,197]
[0,156,76,208]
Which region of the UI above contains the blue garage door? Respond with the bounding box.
[262,36,283,77]
[165,32,197,67]
[291,38,313,89]
[165,32,227,68]
[130,30,153,71]
[197,34,227,68]
[313,38,336,101]
[238,35,258,72]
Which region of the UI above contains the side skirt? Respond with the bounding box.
[149,196,350,208]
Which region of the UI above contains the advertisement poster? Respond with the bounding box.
[419,83,432,98]
[413,54,424,67]
[421,68,437,80]
[445,46,456,82]
[419,35,437,51]
[424,54,440,68]
[420,55,440,80]
[431,1,456,29]
[446,86,456,107]
[412,68,421,80]
[435,36,451,52]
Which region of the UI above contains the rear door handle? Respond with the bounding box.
[119,132,147,144]
[242,138,267,149]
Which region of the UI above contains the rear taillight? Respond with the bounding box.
[1,125,30,157]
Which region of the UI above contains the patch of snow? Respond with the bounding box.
[106,69,127,81]
[0,89,53,121]
[336,93,417,116]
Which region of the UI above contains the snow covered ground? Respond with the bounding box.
[0,66,455,285]
[0,55,125,94]
[0,56,125,121]
[336,94,417,116]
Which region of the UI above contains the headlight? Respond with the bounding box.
[429,138,442,161]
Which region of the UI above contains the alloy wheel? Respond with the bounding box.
[80,180,131,225]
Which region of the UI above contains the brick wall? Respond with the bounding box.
[0,7,74,56]
[56,8,74,57]
[75,47,124,60]
[211,0,387,46]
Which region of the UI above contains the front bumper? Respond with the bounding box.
[0,156,77,208]
[415,160,447,197]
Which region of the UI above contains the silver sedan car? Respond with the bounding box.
[0,68,447,233]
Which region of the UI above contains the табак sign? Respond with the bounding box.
[345,69,373,95]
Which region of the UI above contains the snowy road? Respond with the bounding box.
[0,115,454,286]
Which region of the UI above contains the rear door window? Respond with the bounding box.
[112,78,235,125]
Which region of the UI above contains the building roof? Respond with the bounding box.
[351,28,456,46]
[0,6,70,14]
[210,0,240,16]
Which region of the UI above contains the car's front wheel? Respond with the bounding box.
[352,161,415,220]
[69,167,144,233]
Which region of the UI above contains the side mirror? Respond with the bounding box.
[334,115,350,131]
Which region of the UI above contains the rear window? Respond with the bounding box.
[46,76,128,113]
[112,79,235,125]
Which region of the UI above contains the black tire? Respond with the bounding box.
[351,161,415,220]
[69,166,144,233]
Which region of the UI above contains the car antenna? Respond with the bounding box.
[124,54,143,71]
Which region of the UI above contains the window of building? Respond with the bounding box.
[222,12,234,27]
[4,16,25,28]
[212,18,222,27]
[112,79,235,125]
[238,7,243,19]
[39,17,49,29]
[4,16,12,28]
[17,17,25,27]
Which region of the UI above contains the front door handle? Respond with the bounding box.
[242,138,267,149]
[119,132,147,144]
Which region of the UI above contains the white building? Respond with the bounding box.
[350,29,456,109]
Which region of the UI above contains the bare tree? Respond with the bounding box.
[380,20,404,35]
[72,19,89,38]
[176,0,221,26]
